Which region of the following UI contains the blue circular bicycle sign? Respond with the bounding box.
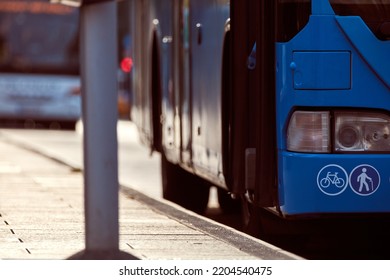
[317,164,349,196]
[349,164,380,196]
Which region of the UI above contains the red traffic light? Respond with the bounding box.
[120,57,133,73]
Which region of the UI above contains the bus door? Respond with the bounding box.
[251,1,277,207]
[229,0,276,206]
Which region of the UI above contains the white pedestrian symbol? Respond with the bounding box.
[349,164,380,196]
[357,168,373,192]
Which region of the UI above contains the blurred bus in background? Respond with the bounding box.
[0,0,80,129]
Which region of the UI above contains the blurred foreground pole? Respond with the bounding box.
[81,0,118,252]
[69,0,135,259]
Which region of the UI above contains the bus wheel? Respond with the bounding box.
[161,154,210,214]
[217,188,241,214]
[242,199,290,243]
[59,121,77,130]
[241,197,265,238]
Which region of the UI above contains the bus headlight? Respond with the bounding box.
[335,112,390,152]
[287,111,330,153]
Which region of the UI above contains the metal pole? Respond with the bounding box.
[80,0,119,252]
[67,0,136,259]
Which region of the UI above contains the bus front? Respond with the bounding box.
[0,0,80,128]
[276,0,390,217]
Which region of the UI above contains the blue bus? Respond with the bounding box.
[130,0,390,235]
[0,0,80,129]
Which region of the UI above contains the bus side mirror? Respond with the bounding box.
[50,0,111,7]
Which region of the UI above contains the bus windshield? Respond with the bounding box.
[330,0,390,40]
[277,0,390,41]
[0,0,79,75]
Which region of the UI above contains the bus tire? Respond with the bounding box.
[242,199,291,242]
[161,154,210,214]
[59,121,77,130]
[217,188,241,214]
[241,198,265,238]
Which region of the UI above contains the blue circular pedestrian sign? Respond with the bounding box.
[349,164,380,196]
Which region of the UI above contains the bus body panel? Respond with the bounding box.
[190,0,229,185]
[155,0,177,160]
[176,0,192,164]
[279,153,390,215]
[132,0,229,186]
[131,0,155,146]
[276,11,390,216]
[335,16,390,92]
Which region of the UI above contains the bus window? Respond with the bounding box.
[276,0,311,42]
[330,0,390,40]
[276,0,390,42]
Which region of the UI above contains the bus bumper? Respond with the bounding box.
[278,151,390,216]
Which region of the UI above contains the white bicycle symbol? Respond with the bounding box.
[319,172,345,188]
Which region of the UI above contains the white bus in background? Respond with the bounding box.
[0,0,81,129]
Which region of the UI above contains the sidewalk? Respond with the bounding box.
[0,134,299,260]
